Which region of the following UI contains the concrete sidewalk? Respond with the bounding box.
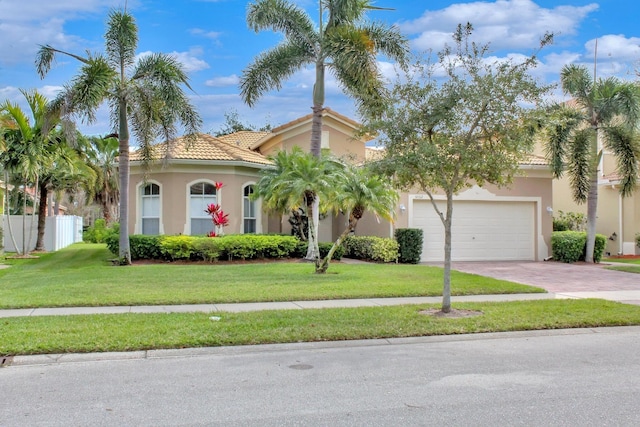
[0,293,557,318]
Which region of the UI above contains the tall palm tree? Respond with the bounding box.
[317,163,397,273]
[1,89,62,256]
[35,9,201,264]
[241,0,408,157]
[544,64,640,262]
[254,147,339,262]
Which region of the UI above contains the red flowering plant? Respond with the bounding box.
[204,183,229,236]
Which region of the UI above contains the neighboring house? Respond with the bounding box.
[552,149,640,256]
[128,108,554,262]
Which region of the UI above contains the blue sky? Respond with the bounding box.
[1,0,639,142]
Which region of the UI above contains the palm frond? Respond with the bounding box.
[105,9,138,71]
[602,124,640,196]
[240,42,313,106]
[560,64,593,104]
[247,0,317,49]
[567,128,594,203]
[35,45,90,79]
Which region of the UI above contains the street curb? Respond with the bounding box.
[7,325,640,368]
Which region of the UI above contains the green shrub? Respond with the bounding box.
[159,236,195,261]
[552,231,606,263]
[343,236,399,263]
[83,219,112,243]
[636,233,640,249]
[553,210,586,232]
[130,235,163,260]
[395,228,423,264]
[192,237,223,262]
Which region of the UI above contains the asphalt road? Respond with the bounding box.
[2,327,640,426]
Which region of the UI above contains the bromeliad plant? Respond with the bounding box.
[205,182,229,236]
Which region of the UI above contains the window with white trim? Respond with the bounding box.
[141,183,160,235]
[243,185,257,233]
[190,182,217,235]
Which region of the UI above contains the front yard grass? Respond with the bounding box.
[2,299,640,356]
[605,265,640,274]
[0,244,544,309]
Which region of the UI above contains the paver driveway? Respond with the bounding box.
[448,261,640,305]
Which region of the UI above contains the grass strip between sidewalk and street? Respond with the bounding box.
[0,244,544,309]
[2,299,640,356]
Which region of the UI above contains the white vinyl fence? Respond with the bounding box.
[2,215,83,253]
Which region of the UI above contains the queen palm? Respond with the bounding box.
[544,64,640,262]
[317,164,397,273]
[82,135,120,225]
[254,147,339,263]
[241,0,408,157]
[35,9,201,264]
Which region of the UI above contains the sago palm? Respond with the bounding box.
[240,0,408,157]
[544,64,640,262]
[35,9,201,264]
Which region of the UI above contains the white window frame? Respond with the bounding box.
[136,181,163,235]
[185,179,219,235]
[241,182,261,234]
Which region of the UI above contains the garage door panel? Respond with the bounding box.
[412,200,535,262]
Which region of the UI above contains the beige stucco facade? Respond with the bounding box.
[127,109,554,260]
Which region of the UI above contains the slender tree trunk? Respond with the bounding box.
[4,170,20,254]
[585,168,599,263]
[442,195,454,313]
[21,179,28,255]
[35,183,48,251]
[316,214,358,274]
[304,195,321,261]
[118,98,132,265]
[26,175,39,255]
[102,199,112,224]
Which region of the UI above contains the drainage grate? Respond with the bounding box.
[0,356,14,368]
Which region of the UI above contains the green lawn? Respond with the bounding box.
[603,257,640,265]
[2,299,639,356]
[606,265,640,274]
[0,243,544,309]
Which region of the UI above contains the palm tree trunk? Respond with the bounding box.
[304,195,320,261]
[4,170,20,255]
[21,179,28,255]
[316,214,357,274]
[35,183,48,251]
[26,175,39,255]
[118,98,132,265]
[585,168,599,263]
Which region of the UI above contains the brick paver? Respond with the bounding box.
[447,261,640,293]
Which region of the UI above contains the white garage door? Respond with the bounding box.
[412,200,535,262]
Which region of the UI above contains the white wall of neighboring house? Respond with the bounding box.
[2,215,83,253]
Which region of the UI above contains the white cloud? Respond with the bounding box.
[190,28,223,40]
[403,0,599,52]
[0,1,123,66]
[584,35,640,63]
[136,48,210,73]
[205,74,240,87]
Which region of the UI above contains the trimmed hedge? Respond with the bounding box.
[343,236,399,263]
[395,228,423,264]
[107,234,314,262]
[551,231,606,263]
[293,242,345,260]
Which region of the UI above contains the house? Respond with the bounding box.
[552,151,640,256]
[128,108,554,262]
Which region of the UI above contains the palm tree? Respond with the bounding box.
[254,147,339,262]
[317,163,397,273]
[1,89,62,256]
[82,135,120,224]
[544,64,640,262]
[35,9,201,264]
[241,0,408,157]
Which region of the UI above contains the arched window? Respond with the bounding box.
[190,182,217,235]
[141,183,160,235]
[243,184,257,233]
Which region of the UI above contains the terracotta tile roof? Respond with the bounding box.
[130,133,272,165]
[270,107,362,133]
[217,131,271,149]
[520,154,549,166]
